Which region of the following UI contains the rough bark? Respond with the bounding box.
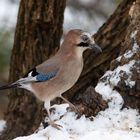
[75,86,108,117]
[0,0,66,140]
[112,0,140,109]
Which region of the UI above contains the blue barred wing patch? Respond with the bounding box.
[36,71,57,82]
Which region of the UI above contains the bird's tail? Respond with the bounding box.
[0,82,20,90]
[0,77,35,90]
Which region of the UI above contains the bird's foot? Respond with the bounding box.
[48,121,62,130]
[67,104,81,116]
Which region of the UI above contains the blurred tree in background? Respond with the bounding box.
[0,0,18,83]
[0,31,13,81]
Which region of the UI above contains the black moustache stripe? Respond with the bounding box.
[23,68,39,78]
[77,42,89,47]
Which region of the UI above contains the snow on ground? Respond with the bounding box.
[14,57,140,139]
[95,59,140,132]
[14,103,140,140]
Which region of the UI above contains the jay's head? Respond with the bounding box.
[63,29,102,54]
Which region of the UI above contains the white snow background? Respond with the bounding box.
[0,0,19,29]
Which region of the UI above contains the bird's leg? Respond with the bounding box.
[44,102,62,130]
[60,95,75,109]
[46,109,62,130]
[60,95,79,113]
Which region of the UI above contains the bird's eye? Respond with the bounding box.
[81,35,89,42]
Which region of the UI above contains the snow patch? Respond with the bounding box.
[0,120,6,133]
[94,58,140,133]
[98,60,136,90]
[14,103,140,140]
[117,31,139,61]
[131,30,137,38]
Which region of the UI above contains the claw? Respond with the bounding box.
[48,121,62,130]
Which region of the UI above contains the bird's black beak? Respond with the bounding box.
[89,43,102,53]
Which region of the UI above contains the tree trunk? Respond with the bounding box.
[1,0,140,139]
[0,0,66,140]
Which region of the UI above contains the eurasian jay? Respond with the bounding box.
[0,29,102,129]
